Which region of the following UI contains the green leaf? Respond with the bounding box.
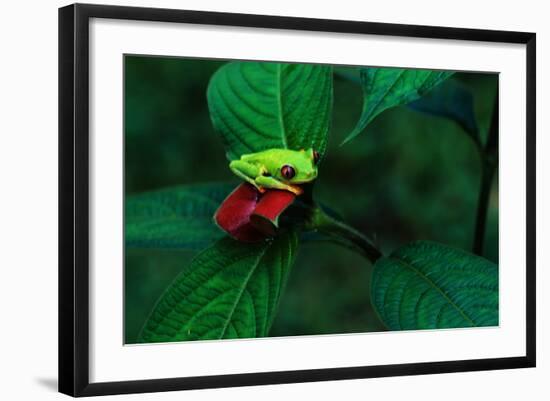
[371,241,498,330]
[207,61,333,160]
[125,183,235,250]
[343,68,454,144]
[409,79,480,143]
[139,231,299,342]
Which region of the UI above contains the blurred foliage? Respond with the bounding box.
[124,55,498,343]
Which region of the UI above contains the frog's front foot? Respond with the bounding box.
[257,186,266,194]
[288,185,303,196]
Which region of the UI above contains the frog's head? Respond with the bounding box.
[277,148,319,184]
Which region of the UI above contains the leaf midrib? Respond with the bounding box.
[363,69,406,125]
[276,64,289,148]
[218,246,269,338]
[387,256,477,327]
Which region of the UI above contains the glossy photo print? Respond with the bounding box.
[124,56,499,344]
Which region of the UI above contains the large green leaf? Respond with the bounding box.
[207,61,333,160]
[343,68,454,144]
[125,183,235,250]
[371,241,498,330]
[139,231,299,342]
[409,79,479,143]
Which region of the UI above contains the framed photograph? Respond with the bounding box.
[58,3,536,397]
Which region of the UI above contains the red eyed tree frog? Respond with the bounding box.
[229,148,320,196]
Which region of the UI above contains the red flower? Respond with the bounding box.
[214,183,296,242]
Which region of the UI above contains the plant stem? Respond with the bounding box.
[472,90,499,255]
[472,160,496,255]
[484,88,499,157]
[309,207,382,264]
[334,69,361,86]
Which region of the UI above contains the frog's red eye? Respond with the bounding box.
[281,165,296,179]
[313,150,320,165]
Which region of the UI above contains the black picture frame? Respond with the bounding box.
[59,3,536,397]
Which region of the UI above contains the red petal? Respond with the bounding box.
[214,183,297,242]
[214,183,263,242]
[250,190,296,235]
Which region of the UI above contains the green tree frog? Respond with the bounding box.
[229,148,320,195]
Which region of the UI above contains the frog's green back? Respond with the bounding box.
[241,148,317,183]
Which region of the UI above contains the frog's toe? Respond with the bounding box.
[290,185,303,196]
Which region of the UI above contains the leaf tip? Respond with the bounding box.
[339,130,359,146]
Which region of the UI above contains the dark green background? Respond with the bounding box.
[124,55,498,343]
